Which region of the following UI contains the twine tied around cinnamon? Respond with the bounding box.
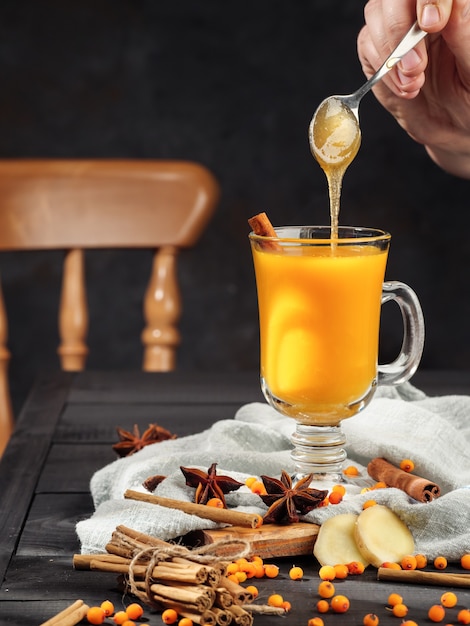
[127,538,251,608]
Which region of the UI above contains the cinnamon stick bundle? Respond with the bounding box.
[73,524,277,625]
[367,457,440,502]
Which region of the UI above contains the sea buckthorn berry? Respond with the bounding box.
[387,593,403,606]
[333,563,349,579]
[162,608,179,624]
[319,564,336,580]
[347,561,365,575]
[400,459,415,472]
[461,553,470,570]
[328,491,343,504]
[122,621,136,626]
[458,608,470,624]
[239,561,256,578]
[178,619,193,626]
[235,571,247,583]
[316,599,330,613]
[267,593,284,607]
[332,484,346,496]
[428,604,446,622]
[441,591,458,608]
[281,601,291,612]
[206,497,224,508]
[434,556,448,570]
[125,604,144,620]
[372,481,387,490]
[100,600,115,617]
[245,476,257,488]
[308,618,324,626]
[414,553,427,568]
[87,607,106,625]
[289,565,304,580]
[227,574,239,583]
[363,499,377,509]
[250,480,267,495]
[226,562,239,575]
[381,561,402,570]
[343,465,359,476]
[113,611,129,625]
[401,622,419,626]
[392,603,408,618]
[401,555,418,570]
[363,613,379,626]
[252,562,265,578]
[245,585,259,598]
[318,580,335,598]
[264,563,279,578]
[330,594,350,613]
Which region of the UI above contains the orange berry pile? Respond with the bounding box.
[85,601,145,625]
[225,555,280,585]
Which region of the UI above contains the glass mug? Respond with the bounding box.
[249,226,425,481]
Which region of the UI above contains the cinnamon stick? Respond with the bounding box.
[39,600,90,626]
[248,212,282,251]
[367,457,440,502]
[377,567,470,588]
[124,490,263,529]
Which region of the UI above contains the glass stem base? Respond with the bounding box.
[290,422,347,482]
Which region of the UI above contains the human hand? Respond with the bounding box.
[357,0,470,178]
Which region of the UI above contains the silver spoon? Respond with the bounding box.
[309,20,427,160]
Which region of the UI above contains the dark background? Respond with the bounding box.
[0,0,468,415]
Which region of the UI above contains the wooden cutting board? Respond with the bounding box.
[186,522,320,559]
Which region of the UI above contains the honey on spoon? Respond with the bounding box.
[309,20,427,238]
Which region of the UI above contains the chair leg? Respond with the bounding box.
[142,245,181,371]
[57,249,89,371]
[0,281,14,456]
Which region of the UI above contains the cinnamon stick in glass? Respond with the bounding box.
[248,212,282,251]
[367,457,440,502]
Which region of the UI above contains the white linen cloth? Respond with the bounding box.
[76,383,470,560]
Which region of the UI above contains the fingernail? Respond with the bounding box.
[397,69,414,85]
[400,49,421,71]
[421,3,440,28]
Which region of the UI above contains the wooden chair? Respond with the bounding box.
[0,159,219,455]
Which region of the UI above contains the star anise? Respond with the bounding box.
[180,462,244,507]
[112,423,177,457]
[259,470,328,524]
[142,474,167,492]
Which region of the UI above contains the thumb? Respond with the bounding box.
[417,0,453,31]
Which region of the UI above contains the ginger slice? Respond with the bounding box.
[354,504,415,568]
[313,513,370,568]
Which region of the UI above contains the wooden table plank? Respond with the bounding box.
[1,369,469,625]
[16,494,93,556]
[67,370,265,404]
[55,402,247,443]
[0,371,74,583]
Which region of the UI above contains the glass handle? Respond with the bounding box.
[378,281,425,386]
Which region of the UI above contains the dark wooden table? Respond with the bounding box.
[0,370,469,625]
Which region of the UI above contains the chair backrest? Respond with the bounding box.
[0,159,219,455]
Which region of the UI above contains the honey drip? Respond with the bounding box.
[309,97,361,239]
